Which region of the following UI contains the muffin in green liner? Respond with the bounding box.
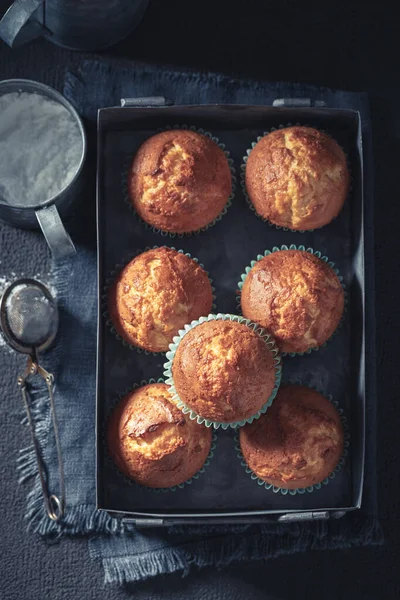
[106,379,217,493]
[163,313,282,430]
[235,383,349,496]
[241,125,350,232]
[122,125,236,238]
[237,244,347,357]
[104,246,216,355]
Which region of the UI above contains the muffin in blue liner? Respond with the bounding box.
[104,246,216,355]
[122,125,236,238]
[163,313,282,430]
[241,124,351,233]
[106,379,217,493]
[237,244,347,357]
[235,383,349,496]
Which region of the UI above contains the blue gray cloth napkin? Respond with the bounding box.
[19,59,382,585]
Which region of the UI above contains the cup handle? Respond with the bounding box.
[35,205,76,260]
[0,0,45,48]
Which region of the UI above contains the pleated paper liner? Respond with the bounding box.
[122,125,237,238]
[236,244,348,357]
[103,245,216,356]
[163,313,282,430]
[104,378,217,493]
[240,123,353,233]
[234,382,350,496]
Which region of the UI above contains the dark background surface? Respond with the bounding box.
[0,1,399,598]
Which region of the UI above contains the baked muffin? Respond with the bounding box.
[240,249,344,353]
[239,385,344,490]
[128,130,232,233]
[107,383,212,488]
[245,126,349,230]
[171,318,277,424]
[108,247,213,353]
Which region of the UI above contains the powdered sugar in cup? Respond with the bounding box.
[0,79,87,260]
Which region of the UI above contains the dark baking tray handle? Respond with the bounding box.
[120,97,326,109]
[120,511,337,528]
[120,96,169,107]
[272,98,326,107]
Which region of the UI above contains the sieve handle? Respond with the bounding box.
[18,356,65,522]
[35,204,76,260]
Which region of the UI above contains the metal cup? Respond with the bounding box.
[0,0,150,51]
[0,79,87,259]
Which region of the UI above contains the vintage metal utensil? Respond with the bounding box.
[0,278,64,521]
[0,79,87,260]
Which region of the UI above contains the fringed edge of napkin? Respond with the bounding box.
[91,518,383,584]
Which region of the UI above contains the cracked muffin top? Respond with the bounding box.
[171,319,276,424]
[240,249,344,354]
[107,383,212,488]
[245,126,349,230]
[128,129,232,233]
[239,385,344,490]
[108,246,213,352]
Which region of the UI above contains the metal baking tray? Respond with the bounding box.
[96,99,366,526]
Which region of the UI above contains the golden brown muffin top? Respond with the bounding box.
[172,319,276,423]
[128,130,232,233]
[245,126,349,230]
[240,250,344,353]
[107,383,212,488]
[240,385,344,489]
[108,247,213,353]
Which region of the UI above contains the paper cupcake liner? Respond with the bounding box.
[104,378,217,493]
[122,124,237,238]
[163,313,282,430]
[103,245,217,355]
[235,382,350,495]
[236,244,348,357]
[240,123,353,233]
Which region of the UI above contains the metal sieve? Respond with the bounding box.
[0,278,64,521]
